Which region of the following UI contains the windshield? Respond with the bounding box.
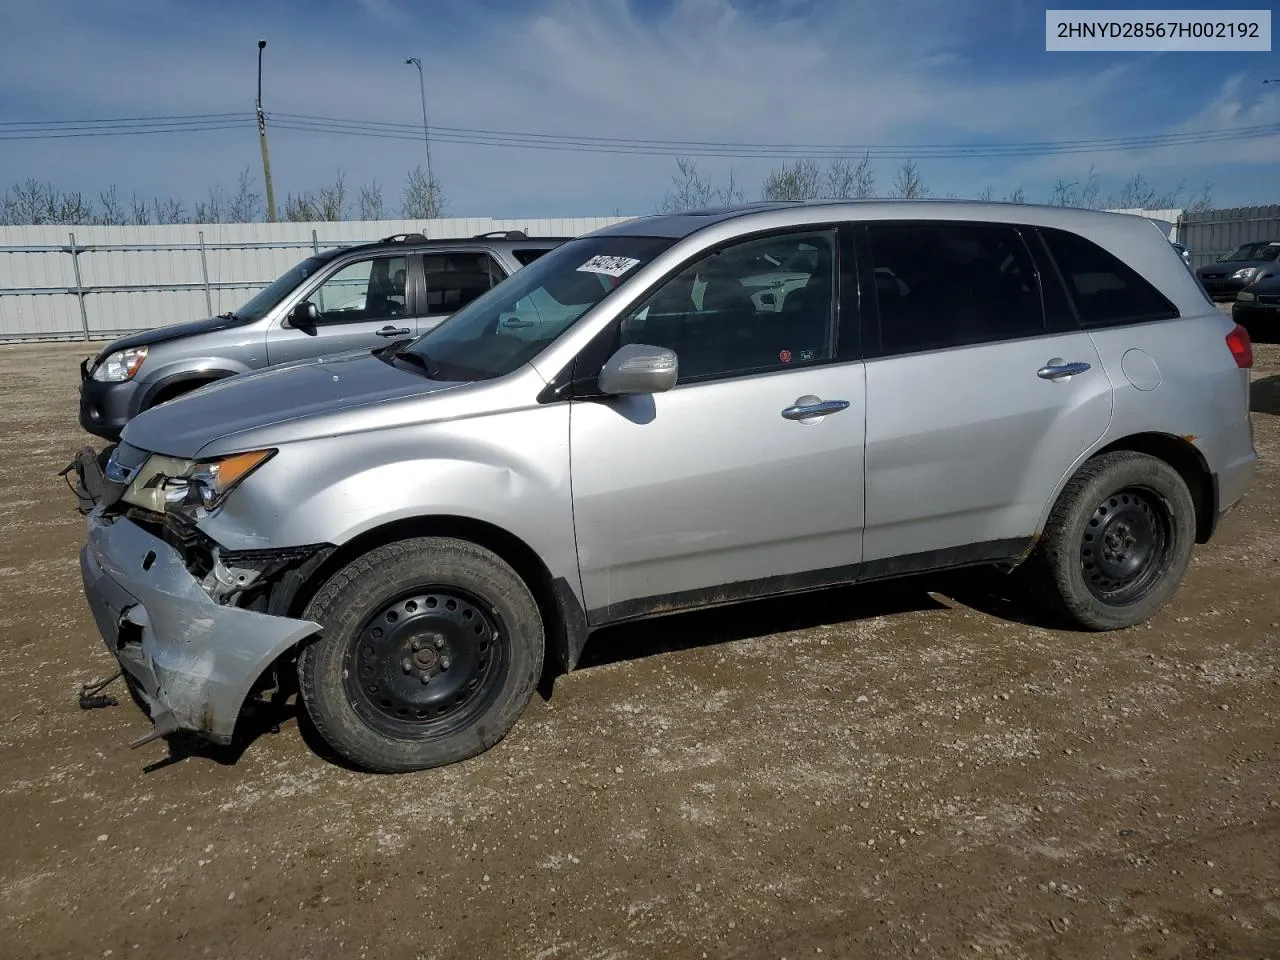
[233,255,329,321]
[402,235,675,381]
[1220,242,1280,262]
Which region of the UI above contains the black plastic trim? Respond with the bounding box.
[585,536,1034,626]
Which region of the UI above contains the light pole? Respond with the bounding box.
[404,57,437,216]
[256,39,278,222]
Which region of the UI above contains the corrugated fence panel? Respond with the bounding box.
[0,215,633,342]
[1178,205,1280,270]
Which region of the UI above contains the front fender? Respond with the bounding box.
[198,405,581,595]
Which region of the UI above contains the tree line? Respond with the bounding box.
[659,154,1214,214]
[0,164,444,226]
[0,156,1213,226]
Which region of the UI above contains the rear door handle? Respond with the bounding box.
[781,397,850,421]
[1036,359,1091,380]
[377,325,411,337]
[502,317,534,329]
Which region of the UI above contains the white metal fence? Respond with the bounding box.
[0,216,631,342]
[0,207,1189,343]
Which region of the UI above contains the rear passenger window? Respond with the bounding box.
[513,248,552,266]
[1039,227,1179,327]
[866,222,1044,356]
[423,252,506,313]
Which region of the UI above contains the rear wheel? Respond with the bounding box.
[1030,451,1196,630]
[297,537,544,773]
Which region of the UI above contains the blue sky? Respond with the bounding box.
[0,0,1277,218]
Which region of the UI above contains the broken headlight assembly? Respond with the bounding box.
[121,449,275,517]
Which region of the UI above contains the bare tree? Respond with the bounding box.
[316,170,348,221]
[762,159,822,200]
[976,185,996,202]
[359,181,385,220]
[284,192,318,222]
[402,164,444,219]
[129,192,151,225]
[228,168,262,223]
[659,157,745,213]
[827,151,875,199]
[1005,185,1027,204]
[889,160,929,199]
[96,186,127,225]
[1184,181,1214,215]
[152,197,186,224]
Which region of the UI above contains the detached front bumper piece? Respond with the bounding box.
[80,512,321,746]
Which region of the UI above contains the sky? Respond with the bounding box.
[0,0,1277,219]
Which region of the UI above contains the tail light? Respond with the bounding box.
[1226,323,1253,369]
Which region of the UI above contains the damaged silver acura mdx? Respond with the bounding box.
[76,200,1256,773]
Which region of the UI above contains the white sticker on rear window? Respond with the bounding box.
[576,255,641,278]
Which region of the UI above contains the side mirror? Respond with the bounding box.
[597,343,678,396]
[287,300,320,328]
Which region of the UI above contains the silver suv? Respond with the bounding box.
[77,231,566,440]
[76,200,1257,773]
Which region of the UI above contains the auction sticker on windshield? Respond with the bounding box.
[577,255,642,278]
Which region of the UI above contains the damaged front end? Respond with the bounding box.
[76,443,332,748]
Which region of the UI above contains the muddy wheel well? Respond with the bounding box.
[1094,433,1215,543]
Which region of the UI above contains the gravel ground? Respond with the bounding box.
[0,330,1277,960]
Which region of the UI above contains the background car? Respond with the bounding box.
[1195,240,1280,300]
[77,230,567,440]
[1232,270,1280,336]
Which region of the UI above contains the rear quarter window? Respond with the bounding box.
[1038,227,1179,327]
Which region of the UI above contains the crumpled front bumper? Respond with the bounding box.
[80,512,321,745]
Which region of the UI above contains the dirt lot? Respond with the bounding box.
[1,331,1278,960]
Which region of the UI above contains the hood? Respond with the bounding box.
[120,349,467,458]
[91,314,255,363]
[1197,258,1278,276]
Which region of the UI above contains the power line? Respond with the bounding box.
[0,120,255,142]
[0,112,249,128]
[266,115,1280,160]
[271,112,1280,153]
[2,109,1277,159]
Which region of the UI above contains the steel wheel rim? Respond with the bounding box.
[1079,485,1172,605]
[342,586,507,740]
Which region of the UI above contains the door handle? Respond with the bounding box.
[1036,359,1091,380]
[377,325,411,337]
[502,317,534,329]
[781,397,850,421]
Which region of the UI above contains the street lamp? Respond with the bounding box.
[256,40,278,222]
[404,57,437,216]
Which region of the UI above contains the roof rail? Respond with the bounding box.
[380,232,429,243]
[472,229,529,240]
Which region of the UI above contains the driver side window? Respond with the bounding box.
[618,230,837,383]
[310,256,407,323]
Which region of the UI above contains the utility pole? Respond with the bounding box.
[404,57,436,216]
[257,39,279,222]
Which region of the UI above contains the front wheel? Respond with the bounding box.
[1029,451,1196,631]
[297,537,544,773]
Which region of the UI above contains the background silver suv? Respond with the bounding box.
[77,200,1256,773]
[77,230,566,439]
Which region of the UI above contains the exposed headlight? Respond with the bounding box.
[1238,290,1257,302]
[91,346,148,382]
[121,449,275,516]
[1231,267,1259,281]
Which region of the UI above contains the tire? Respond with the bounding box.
[297,537,544,773]
[1029,451,1196,631]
